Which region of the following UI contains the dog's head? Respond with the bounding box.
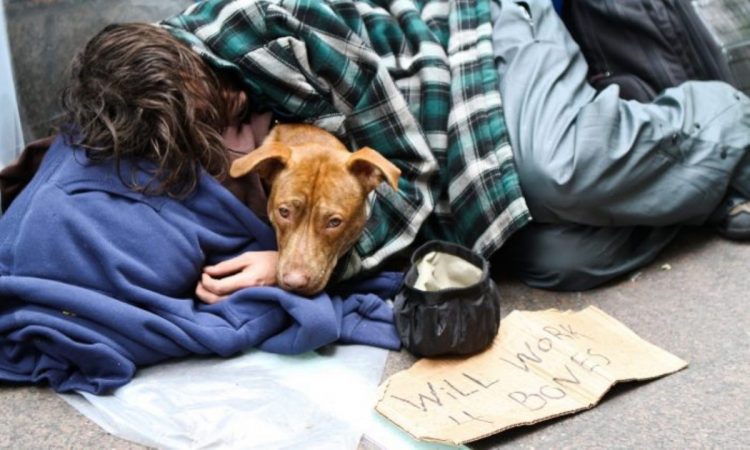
[230,124,400,296]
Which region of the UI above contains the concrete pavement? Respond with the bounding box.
[2,229,748,449]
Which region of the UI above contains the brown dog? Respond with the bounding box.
[230,124,401,296]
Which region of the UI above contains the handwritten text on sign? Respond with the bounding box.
[375,306,687,445]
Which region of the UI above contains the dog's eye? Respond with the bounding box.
[326,218,342,229]
[278,207,290,219]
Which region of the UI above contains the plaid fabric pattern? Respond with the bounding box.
[162,0,530,277]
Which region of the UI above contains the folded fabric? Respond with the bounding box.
[0,137,401,394]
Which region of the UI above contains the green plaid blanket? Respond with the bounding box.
[162,0,530,277]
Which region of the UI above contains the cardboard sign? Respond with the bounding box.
[375,306,687,445]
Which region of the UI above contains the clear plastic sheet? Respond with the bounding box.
[60,345,458,449]
[0,3,24,170]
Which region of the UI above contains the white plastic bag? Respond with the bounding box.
[61,345,459,449]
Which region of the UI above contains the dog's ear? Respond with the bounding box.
[230,142,291,181]
[346,147,401,192]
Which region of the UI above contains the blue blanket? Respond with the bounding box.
[0,137,401,394]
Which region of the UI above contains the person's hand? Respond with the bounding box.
[195,251,279,304]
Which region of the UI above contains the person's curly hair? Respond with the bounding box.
[61,23,237,197]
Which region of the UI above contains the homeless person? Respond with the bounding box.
[6,0,750,294]
[1,0,749,393]
[4,0,750,294]
[154,0,750,293]
[489,0,750,289]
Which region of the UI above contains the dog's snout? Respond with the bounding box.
[281,272,311,291]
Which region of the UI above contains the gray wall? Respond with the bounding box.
[4,0,193,142]
[0,3,23,168]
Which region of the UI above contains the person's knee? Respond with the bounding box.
[493,224,609,290]
[514,156,592,220]
[508,246,613,291]
[495,224,680,291]
[668,79,746,105]
[662,80,750,148]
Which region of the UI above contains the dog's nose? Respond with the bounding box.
[282,272,310,291]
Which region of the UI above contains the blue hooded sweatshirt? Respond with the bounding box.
[0,137,401,394]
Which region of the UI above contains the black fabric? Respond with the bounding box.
[394,241,501,357]
[492,223,681,291]
[562,0,734,102]
[0,137,53,212]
